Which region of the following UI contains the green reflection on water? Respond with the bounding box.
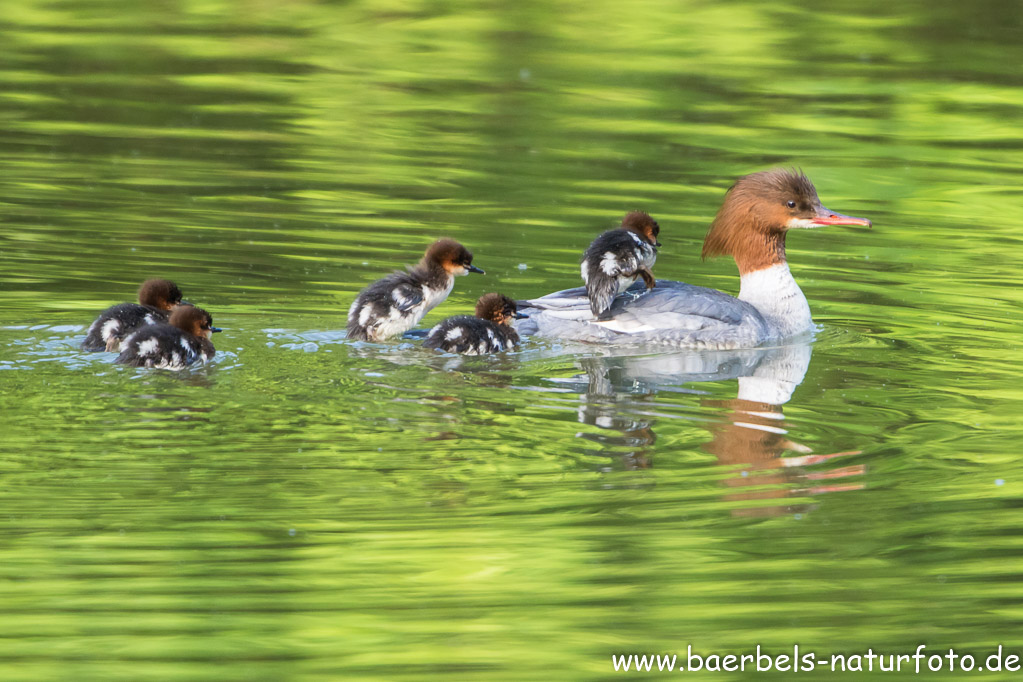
[2,0,1023,679]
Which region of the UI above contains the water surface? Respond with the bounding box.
[2,0,1023,679]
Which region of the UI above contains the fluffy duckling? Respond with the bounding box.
[82,278,185,352]
[424,293,527,355]
[347,239,484,342]
[116,305,220,370]
[581,211,661,319]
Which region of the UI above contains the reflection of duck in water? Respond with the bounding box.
[564,343,863,510]
[574,396,657,471]
[702,398,863,519]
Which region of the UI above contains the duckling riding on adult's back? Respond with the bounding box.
[516,169,871,350]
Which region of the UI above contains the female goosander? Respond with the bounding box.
[346,238,484,342]
[82,278,185,351]
[116,305,221,370]
[424,293,528,354]
[582,211,661,319]
[517,169,871,349]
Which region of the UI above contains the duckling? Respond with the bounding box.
[81,278,185,352]
[347,239,484,342]
[116,305,220,370]
[424,293,527,355]
[581,211,661,319]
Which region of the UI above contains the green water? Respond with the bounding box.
[2,0,1023,679]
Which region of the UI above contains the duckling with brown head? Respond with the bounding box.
[116,305,220,370]
[347,239,484,342]
[581,211,661,319]
[424,293,526,355]
[81,278,186,352]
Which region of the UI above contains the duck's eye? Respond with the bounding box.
[786,200,796,209]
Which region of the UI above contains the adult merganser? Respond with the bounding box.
[517,169,871,349]
[581,211,661,319]
[423,293,528,354]
[81,278,185,352]
[346,238,484,342]
[116,305,221,370]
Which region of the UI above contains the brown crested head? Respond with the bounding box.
[621,211,661,247]
[702,168,871,275]
[422,239,484,276]
[138,279,184,311]
[169,305,219,339]
[475,293,525,326]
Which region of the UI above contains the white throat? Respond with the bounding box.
[423,275,455,314]
[738,263,813,338]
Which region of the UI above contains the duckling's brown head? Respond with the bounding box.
[424,239,484,276]
[475,293,527,326]
[138,279,184,311]
[169,305,220,339]
[621,211,661,247]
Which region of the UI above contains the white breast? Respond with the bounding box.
[421,278,455,314]
[738,263,812,338]
[639,243,657,270]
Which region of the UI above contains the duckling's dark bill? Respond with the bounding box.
[468,265,485,274]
